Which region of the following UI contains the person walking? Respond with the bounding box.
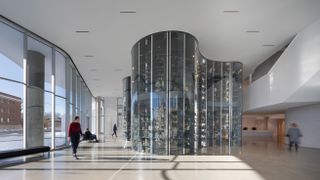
[286,123,302,151]
[68,116,83,159]
[112,123,117,138]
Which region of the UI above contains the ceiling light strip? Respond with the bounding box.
[75,30,89,33]
[246,30,260,33]
[223,10,240,13]
[120,11,136,14]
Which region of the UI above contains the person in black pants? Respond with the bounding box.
[112,123,117,137]
[84,128,98,142]
[68,116,83,159]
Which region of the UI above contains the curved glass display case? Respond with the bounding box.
[122,76,131,141]
[131,31,242,155]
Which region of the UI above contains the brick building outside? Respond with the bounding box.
[0,92,22,130]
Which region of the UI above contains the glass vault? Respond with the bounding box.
[131,31,242,155]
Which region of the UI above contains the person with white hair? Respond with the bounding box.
[286,123,302,151]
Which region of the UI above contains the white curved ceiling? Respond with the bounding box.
[1,0,320,97]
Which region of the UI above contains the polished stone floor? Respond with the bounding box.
[238,137,320,180]
[0,137,319,180]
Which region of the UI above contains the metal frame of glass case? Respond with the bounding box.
[131,31,242,155]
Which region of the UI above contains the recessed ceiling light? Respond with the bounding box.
[263,44,275,47]
[120,11,136,14]
[75,30,89,33]
[114,68,123,72]
[223,10,240,13]
[84,55,94,58]
[246,30,260,33]
[90,68,98,71]
[93,78,100,81]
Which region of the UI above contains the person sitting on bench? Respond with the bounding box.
[83,128,98,142]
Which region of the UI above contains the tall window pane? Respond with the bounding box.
[77,76,81,109]
[27,37,52,92]
[72,68,77,106]
[0,22,24,82]
[44,92,52,147]
[55,51,66,97]
[55,96,66,147]
[0,79,24,151]
[91,97,96,134]
[26,37,52,148]
[80,82,85,126]
[66,61,73,104]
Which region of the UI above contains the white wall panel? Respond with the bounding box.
[245,19,320,112]
[286,103,320,149]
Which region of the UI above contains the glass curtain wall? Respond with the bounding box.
[0,17,94,151]
[85,88,93,131]
[27,37,52,148]
[131,31,243,155]
[55,51,67,147]
[0,21,24,151]
[91,97,97,135]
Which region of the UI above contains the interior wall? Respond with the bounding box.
[252,48,285,82]
[243,118,268,130]
[286,103,320,149]
[104,97,118,137]
[243,113,285,137]
[245,19,320,111]
[267,119,279,137]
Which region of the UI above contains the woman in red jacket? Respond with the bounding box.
[68,116,83,159]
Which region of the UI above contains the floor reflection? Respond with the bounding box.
[1,137,320,180]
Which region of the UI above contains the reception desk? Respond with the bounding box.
[242,130,273,136]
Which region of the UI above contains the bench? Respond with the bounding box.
[0,146,50,159]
